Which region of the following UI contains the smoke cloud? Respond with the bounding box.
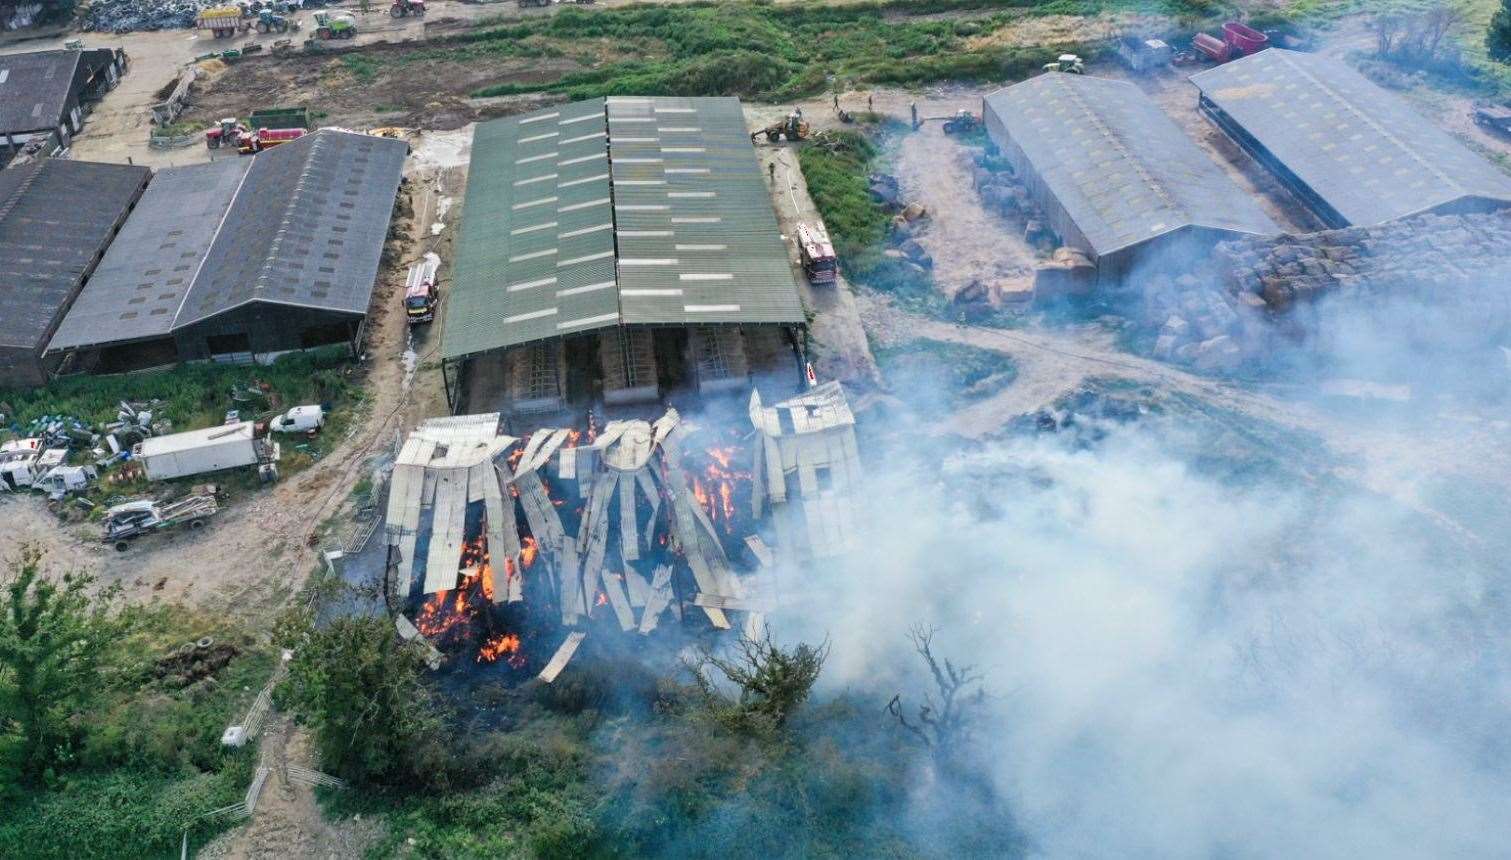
[776,400,1509,856]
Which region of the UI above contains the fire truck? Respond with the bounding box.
[794,222,837,285]
[404,253,441,324]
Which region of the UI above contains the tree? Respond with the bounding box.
[1490,0,1511,62]
[689,625,828,732]
[0,545,124,784]
[887,624,985,767]
[275,609,441,786]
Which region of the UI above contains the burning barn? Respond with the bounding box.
[982,73,1279,287]
[46,131,408,371]
[1191,49,1511,229]
[382,383,861,679]
[441,96,807,416]
[0,158,149,388]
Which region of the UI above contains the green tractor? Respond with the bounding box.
[255,9,295,32]
[312,10,355,39]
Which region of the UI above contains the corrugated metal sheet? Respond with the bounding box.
[1191,49,1511,226]
[983,73,1278,260]
[47,130,407,352]
[49,159,250,350]
[0,49,82,134]
[0,158,149,352]
[443,96,804,360]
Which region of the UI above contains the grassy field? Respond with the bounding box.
[0,607,272,860]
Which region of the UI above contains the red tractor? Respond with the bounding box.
[390,0,424,16]
[205,118,307,154]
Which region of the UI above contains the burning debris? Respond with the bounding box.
[381,387,862,682]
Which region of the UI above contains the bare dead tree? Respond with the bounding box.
[887,624,985,761]
[1418,2,1465,59]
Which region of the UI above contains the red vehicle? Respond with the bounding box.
[404,254,441,324]
[206,118,307,154]
[1192,32,1230,63]
[1222,21,1268,56]
[795,222,837,285]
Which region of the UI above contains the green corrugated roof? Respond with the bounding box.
[443,97,804,360]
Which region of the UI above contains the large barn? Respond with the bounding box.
[1191,48,1511,228]
[442,96,806,416]
[0,47,127,165]
[983,73,1279,284]
[0,158,149,388]
[48,130,408,372]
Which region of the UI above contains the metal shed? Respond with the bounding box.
[0,158,149,388]
[0,48,127,164]
[49,130,408,371]
[443,96,805,412]
[1191,49,1511,228]
[982,73,1279,282]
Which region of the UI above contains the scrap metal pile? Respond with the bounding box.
[383,382,862,683]
[81,0,203,33]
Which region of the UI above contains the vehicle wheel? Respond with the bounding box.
[196,636,215,650]
[114,541,130,552]
[391,5,402,16]
[766,129,780,142]
[189,519,206,530]
[256,20,269,32]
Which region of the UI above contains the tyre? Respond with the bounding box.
[114,541,130,552]
[766,129,780,142]
[391,5,403,16]
[189,519,206,530]
[196,636,215,650]
[256,20,269,32]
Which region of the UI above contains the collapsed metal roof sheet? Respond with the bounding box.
[48,130,408,352]
[443,97,805,361]
[1190,49,1511,226]
[984,73,1279,259]
[0,158,149,352]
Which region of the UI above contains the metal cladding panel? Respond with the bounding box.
[175,130,407,328]
[445,96,804,358]
[1190,49,1511,226]
[0,49,81,133]
[609,96,804,327]
[49,159,251,350]
[444,99,619,359]
[983,73,1279,260]
[0,158,150,352]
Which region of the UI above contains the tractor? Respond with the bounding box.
[941,110,980,135]
[312,10,355,39]
[390,0,425,16]
[751,108,810,144]
[1043,53,1085,74]
[254,9,294,32]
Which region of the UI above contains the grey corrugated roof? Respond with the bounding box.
[0,158,148,351]
[49,159,250,350]
[177,130,409,326]
[0,49,81,134]
[984,73,1279,258]
[48,130,407,353]
[1190,49,1511,226]
[443,96,804,360]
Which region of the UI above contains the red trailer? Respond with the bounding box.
[1193,32,1230,63]
[1222,22,1268,56]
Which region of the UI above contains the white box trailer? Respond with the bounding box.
[134,421,280,482]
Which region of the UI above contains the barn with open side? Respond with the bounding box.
[0,48,127,165]
[0,158,149,388]
[442,96,807,417]
[1191,48,1511,228]
[48,130,408,372]
[982,72,1279,285]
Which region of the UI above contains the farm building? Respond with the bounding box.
[0,47,127,165]
[0,158,149,388]
[48,130,408,372]
[1191,49,1511,228]
[982,73,1279,284]
[442,96,806,416]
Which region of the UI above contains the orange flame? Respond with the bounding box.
[477,632,525,668]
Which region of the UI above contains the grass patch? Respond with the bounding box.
[875,340,1019,406]
[0,606,272,859]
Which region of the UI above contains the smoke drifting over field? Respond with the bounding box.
[778,403,1508,856]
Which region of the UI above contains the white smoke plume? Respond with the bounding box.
[776,409,1509,857]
